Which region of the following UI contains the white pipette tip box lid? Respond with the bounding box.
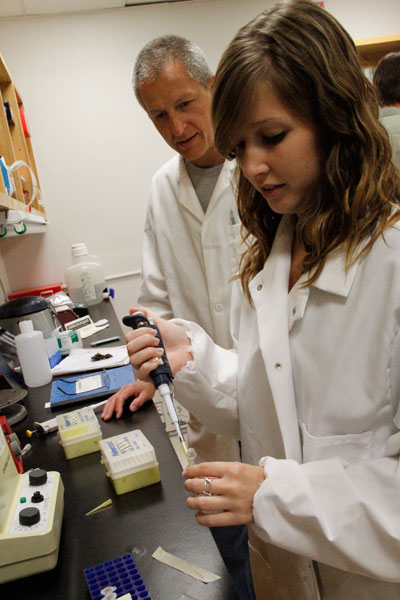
[99,430,160,495]
[56,406,103,459]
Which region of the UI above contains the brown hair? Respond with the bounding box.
[213,0,400,299]
[373,51,400,107]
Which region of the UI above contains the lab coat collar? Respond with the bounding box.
[310,247,360,298]
[256,214,360,298]
[207,159,237,217]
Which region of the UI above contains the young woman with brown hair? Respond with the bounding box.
[126,2,400,598]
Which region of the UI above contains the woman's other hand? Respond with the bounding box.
[183,461,265,527]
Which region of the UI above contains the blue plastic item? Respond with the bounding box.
[84,553,152,600]
[0,157,10,195]
[50,364,135,409]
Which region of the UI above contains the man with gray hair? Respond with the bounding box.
[373,51,400,169]
[102,35,255,600]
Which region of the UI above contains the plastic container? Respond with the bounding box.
[56,406,103,459]
[15,320,52,387]
[52,326,82,356]
[8,282,63,300]
[65,243,105,306]
[99,430,160,495]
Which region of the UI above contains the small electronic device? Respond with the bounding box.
[0,416,27,473]
[0,427,64,583]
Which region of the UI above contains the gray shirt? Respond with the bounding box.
[379,106,400,170]
[184,159,224,213]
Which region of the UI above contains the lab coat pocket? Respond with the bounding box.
[301,423,373,464]
[225,222,242,275]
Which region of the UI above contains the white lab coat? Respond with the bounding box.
[138,154,242,462]
[173,215,400,599]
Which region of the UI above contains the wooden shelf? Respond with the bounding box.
[356,34,400,68]
[0,190,43,216]
[0,53,46,219]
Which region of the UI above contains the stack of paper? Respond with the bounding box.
[51,346,129,376]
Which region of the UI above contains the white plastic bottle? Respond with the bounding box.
[15,320,52,387]
[65,242,106,306]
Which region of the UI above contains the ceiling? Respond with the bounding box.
[0,0,192,18]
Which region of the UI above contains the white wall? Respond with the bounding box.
[0,0,398,323]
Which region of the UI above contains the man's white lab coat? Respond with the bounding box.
[138,154,242,462]
[174,215,400,599]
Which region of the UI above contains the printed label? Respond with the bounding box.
[80,272,96,302]
[76,374,103,394]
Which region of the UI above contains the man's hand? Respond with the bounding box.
[101,380,155,420]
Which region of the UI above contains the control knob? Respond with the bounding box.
[19,506,40,526]
[29,468,47,486]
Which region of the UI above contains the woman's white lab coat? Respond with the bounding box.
[174,215,400,599]
[138,154,242,462]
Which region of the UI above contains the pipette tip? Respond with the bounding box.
[85,498,113,516]
[180,437,188,457]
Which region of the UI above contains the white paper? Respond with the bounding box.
[152,546,220,583]
[75,323,109,339]
[51,345,129,375]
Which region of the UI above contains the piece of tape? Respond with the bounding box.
[152,546,220,583]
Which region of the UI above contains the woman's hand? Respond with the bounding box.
[125,307,193,382]
[183,461,265,527]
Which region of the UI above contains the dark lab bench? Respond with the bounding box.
[1,300,239,600]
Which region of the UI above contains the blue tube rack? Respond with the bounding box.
[84,553,152,600]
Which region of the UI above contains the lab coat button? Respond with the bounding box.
[274,362,282,370]
[215,303,224,312]
[257,284,263,291]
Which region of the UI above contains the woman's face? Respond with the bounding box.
[234,84,322,218]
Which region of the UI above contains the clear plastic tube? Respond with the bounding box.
[186,447,197,465]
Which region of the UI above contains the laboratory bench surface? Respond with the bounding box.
[1,300,239,600]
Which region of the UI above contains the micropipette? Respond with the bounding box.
[122,312,188,457]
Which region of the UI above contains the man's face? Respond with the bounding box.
[139,59,220,167]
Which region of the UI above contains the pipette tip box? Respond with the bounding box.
[84,553,152,600]
[56,406,103,459]
[99,430,160,495]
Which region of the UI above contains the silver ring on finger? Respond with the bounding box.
[203,477,214,496]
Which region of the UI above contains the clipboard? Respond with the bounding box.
[49,364,135,409]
